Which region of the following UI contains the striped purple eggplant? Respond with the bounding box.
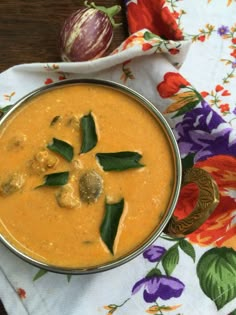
[60,2,121,62]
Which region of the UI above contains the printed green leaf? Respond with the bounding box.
[173,99,200,118]
[96,151,144,171]
[179,239,196,262]
[47,138,74,162]
[67,275,72,283]
[229,309,236,315]
[181,153,195,171]
[100,198,124,254]
[146,268,162,278]
[162,244,179,276]
[144,31,158,40]
[33,269,48,281]
[36,171,69,188]
[197,247,236,310]
[80,113,97,153]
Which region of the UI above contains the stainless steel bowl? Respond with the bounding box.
[0,79,218,274]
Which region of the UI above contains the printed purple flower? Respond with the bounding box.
[217,25,229,36]
[232,60,236,69]
[233,107,236,115]
[132,275,185,303]
[143,245,166,262]
[174,100,236,161]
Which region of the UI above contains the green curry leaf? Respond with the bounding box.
[96,151,144,171]
[50,115,61,126]
[80,112,97,153]
[47,138,74,162]
[36,171,69,188]
[100,198,124,255]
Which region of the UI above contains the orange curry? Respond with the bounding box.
[0,84,174,268]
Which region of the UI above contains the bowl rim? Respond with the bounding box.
[0,78,182,274]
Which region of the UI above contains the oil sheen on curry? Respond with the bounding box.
[0,84,174,268]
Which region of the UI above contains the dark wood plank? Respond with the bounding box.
[0,1,128,313]
[0,0,128,73]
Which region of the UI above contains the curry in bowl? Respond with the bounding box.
[0,80,180,271]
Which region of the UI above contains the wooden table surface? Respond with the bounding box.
[0,0,128,314]
[0,0,128,73]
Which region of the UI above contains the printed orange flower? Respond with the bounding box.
[174,155,236,249]
[200,91,209,98]
[220,103,230,112]
[142,43,153,51]
[198,35,206,42]
[127,0,183,40]
[17,288,26,299]
[221,90,231,96]
[157,72,190,98]
[215,84,224,92]
[230,49,236,58]
[44,78,53,85]
[146,304,181,313]
[163,91,199,114]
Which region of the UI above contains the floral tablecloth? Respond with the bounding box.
[0,1,236,315]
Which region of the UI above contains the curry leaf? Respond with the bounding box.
[50,115,61,126]
[80,113,97,153]
[100,198,124,254]
[36,171,69,188]
[96,151,144,171]
[197,247,236,310]
[47,138,74,162]
[162,244,179,276]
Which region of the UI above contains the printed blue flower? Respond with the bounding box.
[143,245,166,262]
[175,100,236,161]
[132,275,185,303]
[217,25,229,36]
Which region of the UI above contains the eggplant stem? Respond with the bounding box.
[84,1,122,28]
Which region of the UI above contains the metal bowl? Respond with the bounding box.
[0,79,218,274]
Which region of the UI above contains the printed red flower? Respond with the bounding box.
[122,34,138,50]
[230,49,236,58]
[220,103,230,112]
[17,288,26,299]
[215,84,224,92]
[127,0,183,40]
[44,78,53,85]
[221,90,231,96]
[200,91,209,98]
[174,155,236,249]
[157,72,190,98]
[142,43,153,51]
[58,75,66,80]
[168,48,180,55]
[198,35,206,42]
[232,37,236,44]
[172,11,180,19]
